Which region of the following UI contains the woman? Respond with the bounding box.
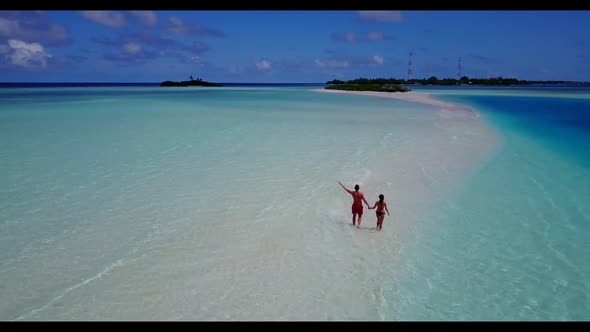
[368,194,390,231]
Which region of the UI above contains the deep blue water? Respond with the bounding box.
[0,82,326,88]
[447,93,590,169]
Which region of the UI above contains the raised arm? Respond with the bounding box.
[338,181,354,194]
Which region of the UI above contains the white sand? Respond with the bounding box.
[311,87,500,221]
[312,88,478,117]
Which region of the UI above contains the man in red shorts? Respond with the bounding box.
[338,181,370,228]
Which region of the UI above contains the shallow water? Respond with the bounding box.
[0,86,588,320]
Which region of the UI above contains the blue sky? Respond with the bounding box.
[1,10,589,82]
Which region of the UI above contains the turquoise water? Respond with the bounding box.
[0,86,588,320]
[388,87,590,320]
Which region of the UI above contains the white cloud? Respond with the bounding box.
[122,42,141,54]
[314,59,350,68]
[331,32,357,43]
[190,56,204,64]
[0,13,69,46]
[345,32,356,43]
[332,31,391,43]
[0,18,18,36]
[256,59,272,70]
[357,11,402,22]
[128,11,157,26]
[169,17,182,25]
[167,16,193,36]
[373,55,384,65]
[7,39,52,68]
[228,65,244,75]
[79,11,125,28]
[367,32,384,41]
[165,16,224,37]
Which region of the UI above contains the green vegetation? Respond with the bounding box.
[325,83,410,93]
[325,78,412,93]
[327,76,569,86]
[160,77,223,87]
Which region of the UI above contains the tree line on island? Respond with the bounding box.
[325,76,571,93]
[160,75,223,87]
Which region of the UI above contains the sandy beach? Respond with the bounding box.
[312,88,478,117]
[311,87,499,216]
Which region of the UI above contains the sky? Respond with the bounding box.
[1,10,589,83]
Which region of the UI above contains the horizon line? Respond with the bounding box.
[2,80,590,84]
[0,82,326,84]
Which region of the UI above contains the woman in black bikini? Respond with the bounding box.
[368,194,390,231]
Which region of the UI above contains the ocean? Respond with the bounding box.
[0,84,588,320]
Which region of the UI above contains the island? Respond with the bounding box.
[325,78,410,93]
[160,76,223,87]
[326,76,571,88]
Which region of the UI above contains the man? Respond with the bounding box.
[338,181,370,228]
